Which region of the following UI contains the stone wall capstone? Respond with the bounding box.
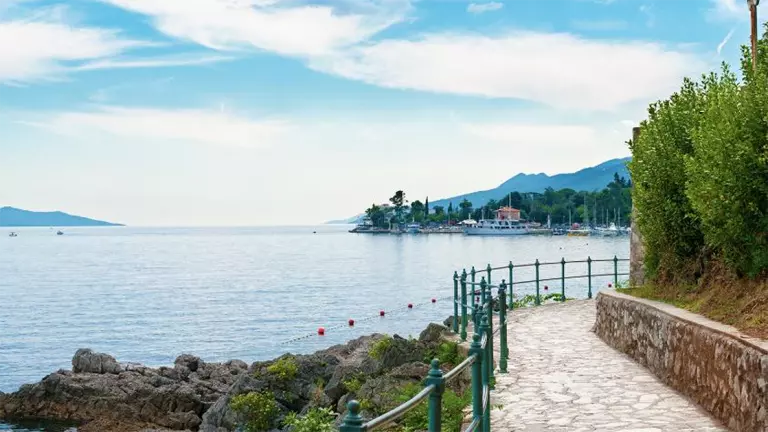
[594,291,768,432]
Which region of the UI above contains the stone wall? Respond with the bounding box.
[594,291,768,432]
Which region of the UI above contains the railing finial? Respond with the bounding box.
[339,400,364,432]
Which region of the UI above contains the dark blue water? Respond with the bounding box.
[0,226,627,430]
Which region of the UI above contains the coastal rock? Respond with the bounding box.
[420,323,449,344]
[72,348,121,374]
[0,349,248,431]
[2,320,462,432]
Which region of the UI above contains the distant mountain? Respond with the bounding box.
[326,216,361,225]
[429,157,631,210]
[0,207,123,227]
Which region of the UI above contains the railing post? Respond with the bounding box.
[480,276,487,307]
[460,269,468,341]
[587,256,593,299]
[508,261,514,309]
[339,401,364,432]
[560,257,566,302]
[535,259,541,306]
[486,263,492,286]
[613,255,619,287]
[471,266,477,305]
[498,281,508,373]
[480,313,492,432]
[426,359,445,432]
[480,279,494,384]
[469,332,484,432]
[453,271,459,333]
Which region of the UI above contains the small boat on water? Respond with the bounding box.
[593,222,619,237]
[9,232,17,237]
[56,230,64,236]
[567,223,590,237]
[405,223,421,234]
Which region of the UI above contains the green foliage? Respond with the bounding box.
[343,376,364,393]
[512,293,564,308]
[267,357,298,381]
[631,24,768,278]
[424,341,463,366]
[369,335,393,360]
[396,383,471,432]
[229,392,279,432]
[283,408,335,432]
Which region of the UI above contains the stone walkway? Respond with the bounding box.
[489,300,727,432]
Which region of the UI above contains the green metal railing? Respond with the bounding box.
[452,256,629,341]
[340,280,504,432]
[339,255,628,432]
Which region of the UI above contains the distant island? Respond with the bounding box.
[0,207,123,227]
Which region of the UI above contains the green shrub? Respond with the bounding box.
[396,383,471,432]
[343,376,364,393]
[267,356,298,381]
[686,65,768,276]
[229,392,279,432]
[629,77,705,280]
[283,408,335,432]
[369,336,393,360]
[511,293,563,309]
[425,342,462,366]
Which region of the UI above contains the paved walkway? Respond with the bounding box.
[489,300,727,432]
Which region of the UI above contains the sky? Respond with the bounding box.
[0,0,763,226]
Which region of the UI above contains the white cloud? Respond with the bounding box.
[309,31,707,111]
[708,0,747,21]
[31,106,290,148]
[467,2,503,14]
[0,18,142,83]
[717,28,736,55]
[76,54,234,71]
[0,5,235,84]
[462,123,597,146]
[99,0,410,57]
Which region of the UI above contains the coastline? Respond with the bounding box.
[0,319,461,432]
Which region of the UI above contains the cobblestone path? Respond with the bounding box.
[489,300,727,431]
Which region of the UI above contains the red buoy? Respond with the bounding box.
[431,298,436,303]
[608,283,613,288]
[407,303,413,309]
[318,327,325,336]
[380,310,385,317]
[348,319,355,326]
[544,285,549,291]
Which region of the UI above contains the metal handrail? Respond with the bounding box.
[444,354,476,383]
[364,385,435,430]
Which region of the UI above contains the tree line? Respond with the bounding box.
[363,173,632,229]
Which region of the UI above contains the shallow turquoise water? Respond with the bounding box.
[0,225,628,430]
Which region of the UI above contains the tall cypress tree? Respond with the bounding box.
[424,197,429,217]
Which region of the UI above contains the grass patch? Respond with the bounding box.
[617,264,768,339]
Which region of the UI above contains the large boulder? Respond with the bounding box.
[0,350,248,431]
[72,348,122,374]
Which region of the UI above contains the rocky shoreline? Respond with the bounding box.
[0,320,463,432]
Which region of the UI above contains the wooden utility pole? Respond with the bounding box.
[752,0,759,69]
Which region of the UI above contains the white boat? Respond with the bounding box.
[593,223,619,237]
[464,219,531,236]
[8,232,17,237]
[405,223,421,234]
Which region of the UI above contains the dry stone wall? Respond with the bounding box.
[594,291,768,432]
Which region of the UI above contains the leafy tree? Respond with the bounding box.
[410,200,425,223]
[459,199,473,220]
[389,190,407,226]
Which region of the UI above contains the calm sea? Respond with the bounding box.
[0,226,628,430]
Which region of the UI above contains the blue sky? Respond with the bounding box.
[0,0,761,225]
